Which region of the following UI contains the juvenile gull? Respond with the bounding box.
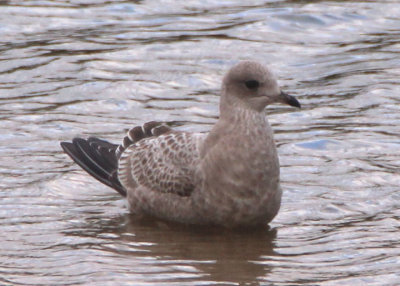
[61,61,300,227]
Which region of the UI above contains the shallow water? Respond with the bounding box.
[1,0,400,285]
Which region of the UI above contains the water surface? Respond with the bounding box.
[1,1,399,285]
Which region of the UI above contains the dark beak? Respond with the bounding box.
[279,91,301,108]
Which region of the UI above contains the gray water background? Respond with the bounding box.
[0,0,399,285]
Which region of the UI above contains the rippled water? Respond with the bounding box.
[1,0,399,285]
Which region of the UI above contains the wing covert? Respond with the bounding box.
[118,132,205,196]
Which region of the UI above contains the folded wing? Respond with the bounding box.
[118,132,205,197]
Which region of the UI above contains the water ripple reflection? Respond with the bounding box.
[1,0,399,285]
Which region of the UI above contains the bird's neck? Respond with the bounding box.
[219,92,245,119]
[219,97,269,130]
[201,102,274,158]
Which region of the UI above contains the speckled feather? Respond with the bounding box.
[60,60,301,227]
[118,131,205,197]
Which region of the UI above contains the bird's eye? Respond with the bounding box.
[245,80,259,89]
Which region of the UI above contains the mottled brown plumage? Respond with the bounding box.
[61,60,300,227]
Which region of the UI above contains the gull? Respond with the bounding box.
[61,60,300,227]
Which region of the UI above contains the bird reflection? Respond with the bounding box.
[66,213,278,285]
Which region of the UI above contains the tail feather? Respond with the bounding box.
[60,139,127,197]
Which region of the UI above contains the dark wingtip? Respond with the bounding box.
[60,138,127,197]
[60,141,70,149]
[60,141,77,157]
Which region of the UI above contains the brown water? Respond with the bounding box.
[1,1,400,285]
